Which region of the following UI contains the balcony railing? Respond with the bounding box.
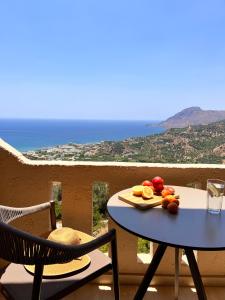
[1,138,225,287]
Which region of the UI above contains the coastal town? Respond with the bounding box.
[24,119,225,164]
[24,138,141,161]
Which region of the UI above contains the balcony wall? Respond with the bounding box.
[1,138,225,286]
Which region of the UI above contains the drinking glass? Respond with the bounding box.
[207,179,225,214]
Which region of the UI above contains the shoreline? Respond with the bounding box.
[0,119,164,153]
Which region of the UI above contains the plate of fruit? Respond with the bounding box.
[118,176,180,213]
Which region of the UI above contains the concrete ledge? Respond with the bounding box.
[1,138,225,169]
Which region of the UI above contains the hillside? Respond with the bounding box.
[159,107,225,129]
[25,120,225,164]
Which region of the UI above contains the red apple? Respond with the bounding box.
[154,183,164,192]
[152,176,164,187]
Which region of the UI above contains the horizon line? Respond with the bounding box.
[0,117,163,122]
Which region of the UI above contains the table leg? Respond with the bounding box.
[134,244,167,300]
[174,247,179,300]
[184,249,207,300]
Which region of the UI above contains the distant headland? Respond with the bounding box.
[159,106,225,129]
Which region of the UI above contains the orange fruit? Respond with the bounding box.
[161,198,170,209]
[161,189,172,198]
[132,185,144,196]
[142,186,154,199]
[166,187,175,195]
[171,199,180,206]
[142,180,153,187]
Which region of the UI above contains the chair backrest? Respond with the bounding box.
[0,202,54,224]
[0,221,75,265]
[0,201,65,265]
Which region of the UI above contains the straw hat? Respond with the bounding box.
[24,227,93,278]
[48,227,81,245]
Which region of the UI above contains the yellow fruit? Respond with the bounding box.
[142,186,154,199]
[164,195,175,201]
[132,185,144,196]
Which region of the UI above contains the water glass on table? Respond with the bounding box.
[207,179,225,214]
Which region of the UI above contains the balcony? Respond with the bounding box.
[1,138,225,299]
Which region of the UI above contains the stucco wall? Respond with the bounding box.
[1,138,225,285]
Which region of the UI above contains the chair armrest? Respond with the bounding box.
[69,229,116,258]
[0,221,116,265]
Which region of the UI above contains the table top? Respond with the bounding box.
[107,186,225,250]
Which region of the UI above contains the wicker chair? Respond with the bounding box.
[0,201,119,300]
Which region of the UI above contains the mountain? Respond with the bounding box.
[159,107,225,128]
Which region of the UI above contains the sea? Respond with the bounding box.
[0,119,165,152]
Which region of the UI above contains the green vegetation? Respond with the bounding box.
[138,238,150,253]
[99,243,109,253]
[92,182,109,231]
[52,182,62,220]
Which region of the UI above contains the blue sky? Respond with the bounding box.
[0,0,225,120]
